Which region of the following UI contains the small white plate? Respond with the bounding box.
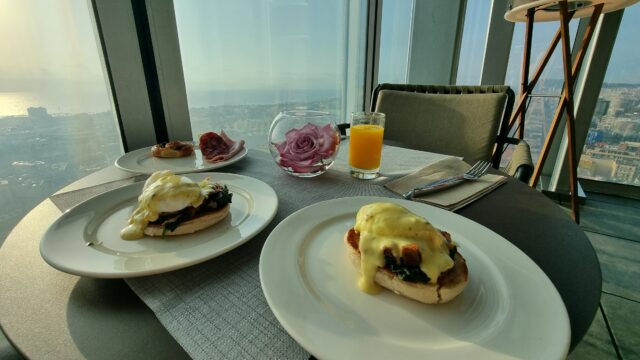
[260,196,570,360]
[41,173,277,278]
[115,145,248,174]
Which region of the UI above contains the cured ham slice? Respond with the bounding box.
[199,130,245,163]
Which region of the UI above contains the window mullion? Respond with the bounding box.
[91,0,158,151]
[480,0,515,85]
[406,0,466,85]
[144,0,192,141]
[364,0,383,111]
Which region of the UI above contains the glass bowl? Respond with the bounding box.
[268,110,340,178]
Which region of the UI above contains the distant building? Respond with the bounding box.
[578,156,616,180]
[586,130,604,145]
[594,99,610,117]
[611,118,639,137]
[612,162,636,183]
[621,142,640,154]
[27,107,49,118]
[597,115,616,131]
[610,97,634,115]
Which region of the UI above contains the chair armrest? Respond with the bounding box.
[513,164,534,183]
[503,140,534,183]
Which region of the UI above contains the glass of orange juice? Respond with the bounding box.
[349,112,385,179]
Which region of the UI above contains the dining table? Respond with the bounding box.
[0,143,601,359]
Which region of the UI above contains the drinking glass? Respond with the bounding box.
[268,110,340,177]
[349,112,385,179]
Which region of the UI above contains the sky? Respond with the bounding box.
[0,0,638,116]
[173,0,348,92]
[0,0,109,115]
[0,0,106,91]
[377,0,413,84]
[457,0,640,87]
[456,0,491,85]
[601,2,640,84]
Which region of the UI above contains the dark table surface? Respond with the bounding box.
[0,151,600,359]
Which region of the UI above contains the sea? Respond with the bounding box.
[0,91,111,117]
[186,88,340,108]
[0,88,340,118]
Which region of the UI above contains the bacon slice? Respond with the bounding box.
[345,228,462,286]
[199,130,245,163]
[401,243,421,267]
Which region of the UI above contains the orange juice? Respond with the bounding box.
[349,124,384,170]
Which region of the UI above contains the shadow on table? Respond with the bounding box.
[66,278,189,360]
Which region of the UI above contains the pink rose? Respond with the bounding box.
[276,123,339,173]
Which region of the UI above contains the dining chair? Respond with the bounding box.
[369,83,533,183]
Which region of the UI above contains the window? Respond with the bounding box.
[578,6,640,186]
[456,0,491,85]
[0,0,120,242]
[173,0,367,149]
[503,20,578,166]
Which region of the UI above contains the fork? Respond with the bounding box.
[403,160,491,199]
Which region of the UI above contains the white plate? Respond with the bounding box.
[41,173,277,278]
[115,145,248,174]
[260,196,570,360]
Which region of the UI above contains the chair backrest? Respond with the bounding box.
[371,84,515,167]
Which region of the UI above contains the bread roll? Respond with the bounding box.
[144,204,230,237]
[151,141,194,158]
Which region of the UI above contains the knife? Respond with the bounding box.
[402,175,466,199]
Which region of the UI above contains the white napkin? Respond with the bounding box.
[384,157,507,211]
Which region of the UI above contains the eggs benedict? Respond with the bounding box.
[120,171,232,240]
[344,202,468,304]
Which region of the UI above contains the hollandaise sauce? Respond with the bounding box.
[120,170,215,240]
[354,203,454,293]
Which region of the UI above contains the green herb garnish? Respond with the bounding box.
[209,185,232,208]
[159,185,232,237]
[162,212,189,236]
[384,254,430,283]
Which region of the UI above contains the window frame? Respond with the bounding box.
[94,0,637,197]
[475,1,637,197]
[549,9,639,198]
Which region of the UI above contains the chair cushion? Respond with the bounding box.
[375,90,507,164]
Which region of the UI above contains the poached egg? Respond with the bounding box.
[120,170,216,240]
[354,202,455,293]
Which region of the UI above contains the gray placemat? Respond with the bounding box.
[48,147,444,360]
[125,151,399,360]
